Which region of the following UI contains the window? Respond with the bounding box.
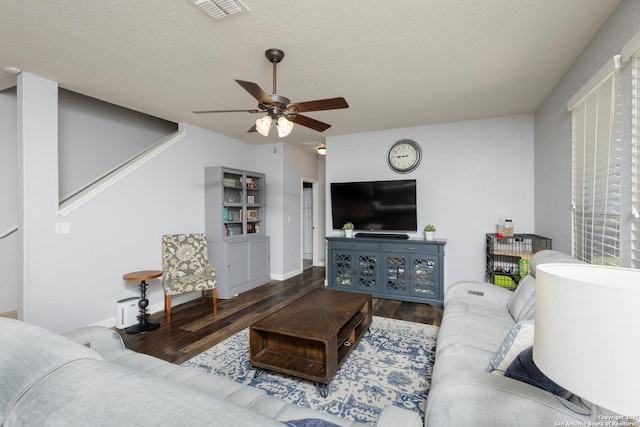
[569,58,621,265]
[632,55,640,268]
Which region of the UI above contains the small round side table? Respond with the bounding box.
[123,270,162,334]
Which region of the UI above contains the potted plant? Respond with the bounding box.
[424,224,436,241]
[343,222,355,238]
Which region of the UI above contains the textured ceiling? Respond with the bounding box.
[0,0,621,148]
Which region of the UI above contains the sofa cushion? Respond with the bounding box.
[437,299,515,356]
[0,318,104,423]
[507,275,536,322]
[529,250,583,276]
[4,358,285,427]
[486,319,535,374]
[444,280,513,308]
[431,344,496,383]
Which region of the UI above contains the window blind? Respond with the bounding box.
[571,66,621,265]
[632,55,640,268]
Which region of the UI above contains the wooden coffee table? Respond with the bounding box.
[249,288,372,397]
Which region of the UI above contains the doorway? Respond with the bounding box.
[302,181,313,270]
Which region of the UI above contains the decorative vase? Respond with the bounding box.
[344,230,354,238]
[424,231,435,241]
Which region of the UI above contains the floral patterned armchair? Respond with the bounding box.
[161,234,217,324]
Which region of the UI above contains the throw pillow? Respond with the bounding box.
[504,346,571,398]
[486,319,535,374]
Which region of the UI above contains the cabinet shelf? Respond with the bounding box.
[485,233,551,290]
[205,166,270,299]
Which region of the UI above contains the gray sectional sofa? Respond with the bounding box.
[425,250,618,426]
[0,316,420,427]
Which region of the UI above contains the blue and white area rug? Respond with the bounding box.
[182,316,438,424]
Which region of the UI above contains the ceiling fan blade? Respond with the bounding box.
[235,80,272,104]
[192,109,260,114]
[288,97,349,113]
[291,114,332,132]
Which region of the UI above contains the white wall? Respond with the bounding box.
[535,0,640,260]
[258,142,324,279]
[0,87,18,314]
[325,114,535,288]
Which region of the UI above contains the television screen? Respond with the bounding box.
[330,180,417,231]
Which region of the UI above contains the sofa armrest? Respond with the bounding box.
[444,280,512,307]
[61,326,125,352]
[425,370,616,427]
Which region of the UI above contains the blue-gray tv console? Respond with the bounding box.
[326,236,446,308]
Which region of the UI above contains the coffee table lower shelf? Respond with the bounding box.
[251,349,327,381]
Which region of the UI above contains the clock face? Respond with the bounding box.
[387,139,422,173]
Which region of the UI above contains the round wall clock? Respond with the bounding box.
[387,139,422,173]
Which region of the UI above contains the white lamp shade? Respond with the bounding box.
[534,263,640,416]
[255,115,272,137]
[276,116,294,137]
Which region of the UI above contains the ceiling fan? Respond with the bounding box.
[192,48,349,137]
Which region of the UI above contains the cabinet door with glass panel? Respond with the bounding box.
[328,241,381,292]
[244,172,264,236]
[206,167,266,241]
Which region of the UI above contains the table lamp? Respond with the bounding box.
[534,263,640,417]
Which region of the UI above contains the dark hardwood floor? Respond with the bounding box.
[117,267,443,365]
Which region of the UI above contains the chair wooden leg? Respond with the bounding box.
[165,295,172,324]
[212,288,217,316]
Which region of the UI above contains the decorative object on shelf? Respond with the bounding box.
[497,219,514,237]
[535,264,640,416]
[247,209,258,220]
[423,224,436,241]
[247,195,255,204]
[387,139,422,173]
[343,222,355,238]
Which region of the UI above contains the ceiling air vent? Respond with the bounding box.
[190,0,249,20]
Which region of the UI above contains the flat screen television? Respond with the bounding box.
[330,179,417,231]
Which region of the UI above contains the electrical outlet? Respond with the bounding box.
[55,222,70,234]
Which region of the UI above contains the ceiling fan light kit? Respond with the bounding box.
[193,48,349,138]
[276,116,294,137]
[255,115,272,137]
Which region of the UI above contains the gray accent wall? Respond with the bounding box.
[534,0,640,262]
[58,89,177,199]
